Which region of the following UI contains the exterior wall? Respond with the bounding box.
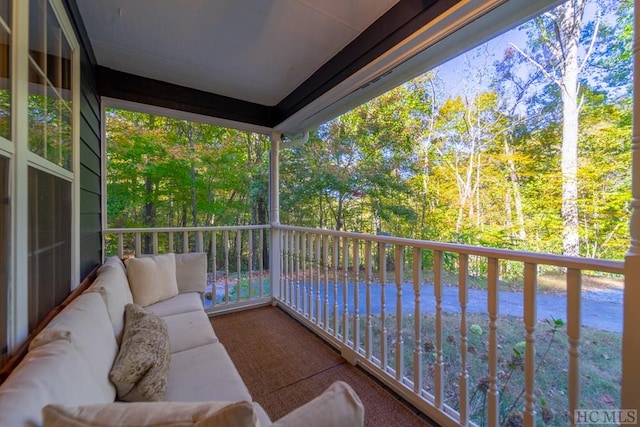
[63,0,102,278]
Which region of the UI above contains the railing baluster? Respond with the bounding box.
[307,233,313,318]
[117,233,124,258]
[152,232,158,254]
[434,250,444,409]
[487,257,499,427]
[183,230,188,253]
[197,230,203,253]
[315,234,322,326]
[394,245,404,381]
[379,241,388,371]
[224,230,230,303]
[323,234,330,331]
[259,228,264,297]
[567,268,581,427]
[135,232,141,256]
[289,231,295,307]
[236,230,242,300]
[282,231,287,304]
[248,229,253,300]
[211,231,217,307]
[296,232,302,312]
[168,232,174,253]
[413,247,423,394]
[342,236,349,344]
[333,236,339,335]
[301,233,307,316]
[365,241,372,360]
[353,239,360,353]
[523,262,537,427]
[459,253,469,426]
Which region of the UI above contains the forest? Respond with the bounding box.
[106,0,631,261]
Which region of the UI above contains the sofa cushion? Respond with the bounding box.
[0,339,114,427]
[175,252,208,294]
[165,343,252,402]
[43,401,258,427]
[146,292,204,317]
[162,310,218,353]
[126,253,179,307]
[271,381,364,427]
[85,256,134,343]
[30,292,118,401]
[109,304,171,402]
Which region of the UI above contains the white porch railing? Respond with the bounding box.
[273,224,624,427]
[104,223,625,426]
[104,226,271,314]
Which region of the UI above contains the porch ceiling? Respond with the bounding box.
[73,0,560,134]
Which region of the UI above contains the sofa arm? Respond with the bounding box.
[270,381,364,427]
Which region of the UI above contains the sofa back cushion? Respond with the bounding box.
[85,256,133,342]
[0,339,114,426]
[126,253,179,307]
[29,292,118,402]
[175,252,207,294]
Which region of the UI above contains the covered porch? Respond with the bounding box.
[0,0,638,425]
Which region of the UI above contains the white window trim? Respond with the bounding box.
[8,0,80,350]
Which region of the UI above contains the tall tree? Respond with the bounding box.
[511,0,594,256]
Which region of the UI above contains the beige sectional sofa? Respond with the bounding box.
[0,253,364,426]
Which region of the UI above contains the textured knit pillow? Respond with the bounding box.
[42,401,258,427]
[125,253,179,306]
[109,304,170,401]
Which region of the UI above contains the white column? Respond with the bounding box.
[622,0,640,409]
[269,132,282,302]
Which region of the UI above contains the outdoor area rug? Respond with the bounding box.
[212,305,437,426]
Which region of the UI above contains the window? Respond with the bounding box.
[26,0,75,330]
[28,0,73,170]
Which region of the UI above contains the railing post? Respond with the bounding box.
[622,3,640,410]
[269,132,282,303]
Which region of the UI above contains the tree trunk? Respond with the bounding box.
[504,138,527,240]
[559,0,583,257]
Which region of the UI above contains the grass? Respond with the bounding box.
[346,312,622,426]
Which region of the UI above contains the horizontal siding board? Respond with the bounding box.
[79,233,101,277]
[80,212,101,237]
[80,140,100,175]
[80,96,100,138]
[80,189,100,214]
[80,162,100,196]
[80,116,100,154]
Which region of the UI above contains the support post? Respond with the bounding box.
[622,1,640,409]
[269,132,282,303]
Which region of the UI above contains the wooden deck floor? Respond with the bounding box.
[211,305,438,426]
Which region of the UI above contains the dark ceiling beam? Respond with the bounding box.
[274,0,461,122]
[98,67,276,128]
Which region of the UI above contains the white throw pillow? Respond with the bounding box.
[125,253,179,307]
[175,252,207,294]
[42,401,258,427]
[271,381,364,427]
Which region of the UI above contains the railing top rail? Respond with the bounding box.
[105,225,270,233]
[275,224,624,274]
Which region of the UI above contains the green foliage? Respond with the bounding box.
[105,0,630,268]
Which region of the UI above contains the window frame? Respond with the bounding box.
[5,0,79,353]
